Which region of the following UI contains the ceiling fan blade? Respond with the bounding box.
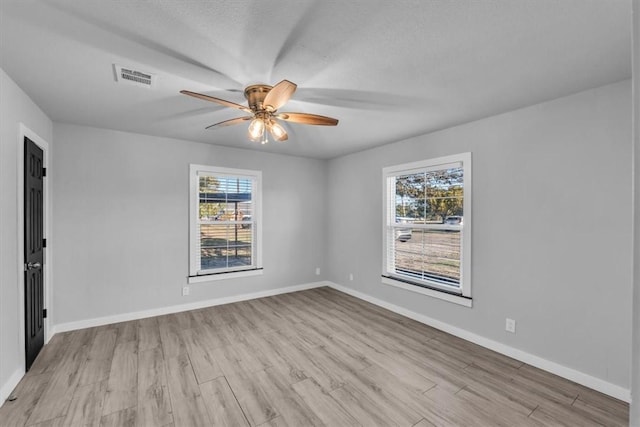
[181,90,253,113]
[263,80,297,111]
[205,116,253,129]
[277,112,339,126]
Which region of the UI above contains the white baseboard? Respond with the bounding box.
[0,368,24,408]
[52,281,327,335]
[326,282,631,403]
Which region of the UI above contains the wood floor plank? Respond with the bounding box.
[423,386,516,426]
[26,332,72,375]
[273,293,323,324]
[1,287,629,426]
[460,367,538,416]
[276,322,325,351]
[62,380,108,426]
[252,367,324,427]
[382,344,468,394]
[246,299,290,330]
[454,386,543,426]
[25,328,95,425]
[412,419,437,427]
[158,317,188,359]
[182,327,225,383]
[99,407,136,427]
[114,320,139,345]
[529,400,604,427]
[233,301,269,333]
[295,322,371,369]
[164,353,211,426]
[211,342,270,377]
[137,347,173,427]
[256,416,290,427]
[28,416,67,427]
[171,310,198,330]
[199,376,249,426]
[329,383,406,427]
[259,295,303,325]
[278,334,349,392]
[570,398,628,427]
[518,364,582,397]
[204,322,235,349]
[214,303,244,325]
[510,365,579,407]
[225,370,278,426]
[254,332,308,385]
[78,329,118,385]
[576,384,629,415]
[0,372,53,426]
[225,319,270,349]
[137,316,161,352]
[291,378,360,426]
[102,340,137,415]
[347,364,441,425]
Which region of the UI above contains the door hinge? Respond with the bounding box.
[42,167,47,177]
[43,309,47,319]
[43,238,47,248]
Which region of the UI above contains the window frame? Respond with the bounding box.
[189,164,263,283]
[381,152,472,306]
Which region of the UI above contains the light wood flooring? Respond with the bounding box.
[0,287,629,426]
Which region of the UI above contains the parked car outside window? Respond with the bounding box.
[444,216,463,225]
[395,218,413,242]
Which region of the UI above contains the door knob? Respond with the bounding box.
[26,262,41,269]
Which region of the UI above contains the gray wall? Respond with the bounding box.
[51,123,326,325]
[631,0,639,423]
[0,68,52,398]
[326,80,633,390]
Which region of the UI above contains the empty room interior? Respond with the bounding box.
[1,1,640,426]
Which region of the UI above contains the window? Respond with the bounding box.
[189,165,262,282]
[382,153,471,305]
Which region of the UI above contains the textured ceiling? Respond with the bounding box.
[0,0,632,159]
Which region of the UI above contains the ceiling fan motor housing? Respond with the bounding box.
[244,85,273,112]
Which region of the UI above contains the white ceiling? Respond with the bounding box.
[0,0,632,159]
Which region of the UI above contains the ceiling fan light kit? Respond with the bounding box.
[180,80,338,144]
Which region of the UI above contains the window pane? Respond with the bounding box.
[199,175,254,222]
[200,224,253,270]
[394,174,423,221]
[199,176,224,221]
[395,168,464,223]
[393,227,461,287]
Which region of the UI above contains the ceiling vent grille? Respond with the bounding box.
[113,64,156,88]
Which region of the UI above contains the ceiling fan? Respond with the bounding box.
[181,80,339,144]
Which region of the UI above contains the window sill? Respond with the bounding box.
[381,276,472,307]
[188,268,263,284]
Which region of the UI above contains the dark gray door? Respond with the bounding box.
[24,136,45,370]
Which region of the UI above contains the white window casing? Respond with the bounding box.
[382,153,472,306]
[189,164,263,283]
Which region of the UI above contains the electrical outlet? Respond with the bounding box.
[182,286,190,296]
[349,273,354,281]
[505,318,516,333]
[315,267,321,275]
